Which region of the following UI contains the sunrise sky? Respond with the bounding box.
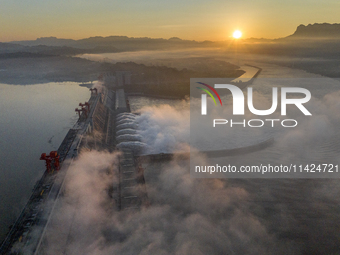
[1,0,340,42]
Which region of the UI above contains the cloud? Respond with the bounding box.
[135,102,190,154]
[37,147,340,255]
[40,150,287,255]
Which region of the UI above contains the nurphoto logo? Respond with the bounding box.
[198,83,312,128]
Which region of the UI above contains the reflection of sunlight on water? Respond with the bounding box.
[232,65,259,81]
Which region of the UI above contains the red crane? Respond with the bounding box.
[79,102,90,112]
[49,151,60,170]
[75,108,82,118]
[90,88,98,95]
[40,151,60,172]
[75,107,88,118]
[40,153,52,172]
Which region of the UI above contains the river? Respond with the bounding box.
[0,82,90,242]
[2,54,340,253]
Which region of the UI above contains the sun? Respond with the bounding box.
[233,30,242,39]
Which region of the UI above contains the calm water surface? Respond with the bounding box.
[0,82,90,241]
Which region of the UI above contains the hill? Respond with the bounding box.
[288,23,340,38]
[10,36,216,51]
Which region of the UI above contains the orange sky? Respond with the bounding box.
[1,0,340,42]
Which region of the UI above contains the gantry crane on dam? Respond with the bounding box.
[0,72,148,255]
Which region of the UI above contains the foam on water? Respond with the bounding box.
[116,134,143,143]
[116,128,137,136]
[116,122,138,131]
[117,141,147,154]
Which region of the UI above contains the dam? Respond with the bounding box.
[0,66,271,254]
[0,72,148,254]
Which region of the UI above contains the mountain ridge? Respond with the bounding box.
[288,23,340,38]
